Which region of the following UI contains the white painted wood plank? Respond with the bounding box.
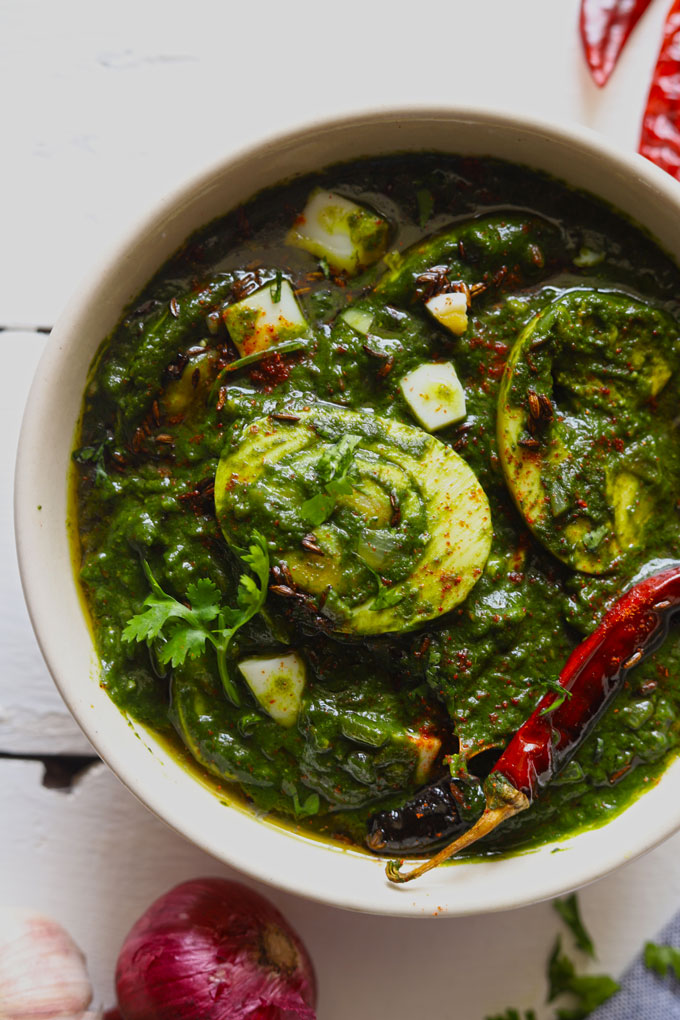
[4,5,680,1018]
[0,331,92,754]
[3,757,680,1018]
[0,0,606,328]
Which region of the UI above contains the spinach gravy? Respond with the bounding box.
[72,154,680,856]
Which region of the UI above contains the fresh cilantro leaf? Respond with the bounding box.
[371,581,405,611]
[236,572,260,608]
[317,433,361,485]
[644,942,680,979]
[539,677,571,715]
[325,475,355,499]
[548,937,577,1001]
[185,577,223,625]
[123,531,270,706]
[583,523,608,552]
[485,1011,536,1020]
[300,492,335,526]
[554,893,595,957]
[301,434,362,525]
[292,791,321,818]
[359,558,406,612]
[162,626,209,667]
[555,972,621,1020]
[121,603,173,645]
[416,188,434,227]
[72,441,110,487]
[357,557,400,611]
[241,530,270,585]
[122,563,194,644]
[548,938,619,1018]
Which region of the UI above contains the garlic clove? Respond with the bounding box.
[0,908,93,1020]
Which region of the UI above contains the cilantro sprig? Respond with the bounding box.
[553,894,595,957]
[547,937,619,1019]
[123,531,270,705]
[487,893,618,1020]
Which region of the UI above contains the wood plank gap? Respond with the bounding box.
[0,324,52,334]
[0,750,99,790]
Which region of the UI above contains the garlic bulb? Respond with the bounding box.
[0,908,99,1020]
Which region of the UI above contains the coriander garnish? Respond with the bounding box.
[123,531,270,705]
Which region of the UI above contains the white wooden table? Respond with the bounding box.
[4,2,680,1015]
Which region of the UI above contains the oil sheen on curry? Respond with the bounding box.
[72,154,680,858]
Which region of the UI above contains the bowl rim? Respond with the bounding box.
[15,104,680,917]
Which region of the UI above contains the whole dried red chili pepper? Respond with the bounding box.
[639,0,680,178]
[387,563,680,883]
[580,0,654,86]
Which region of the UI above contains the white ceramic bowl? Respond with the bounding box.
[15,107,680,917]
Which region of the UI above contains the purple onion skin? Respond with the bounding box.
[115,878,317,1020]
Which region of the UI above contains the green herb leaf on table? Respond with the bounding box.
[485,1010,537,1020]
[644,941,680,979]
[122,531,270,706]
[548,937,619,1018]
[554,893,595,957]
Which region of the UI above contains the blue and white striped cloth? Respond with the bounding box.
[593,912,680,1018]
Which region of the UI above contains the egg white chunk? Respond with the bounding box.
[223,279,308,356]
[400,361,467,431]
[425,290,469,335]
[287,189,388,274]
[238,651,307,728]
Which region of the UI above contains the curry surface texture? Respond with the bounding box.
[73,154,680,854]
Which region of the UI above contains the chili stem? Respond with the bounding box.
[386,785,529,884]
[386,565,680,884]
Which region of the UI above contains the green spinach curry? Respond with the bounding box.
[72,154,680,857]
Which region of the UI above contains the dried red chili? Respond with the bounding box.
[387,563,680,883]
[639,0,680,178]
[580,0,654,86]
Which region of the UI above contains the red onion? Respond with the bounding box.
[114,878,317,1020]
